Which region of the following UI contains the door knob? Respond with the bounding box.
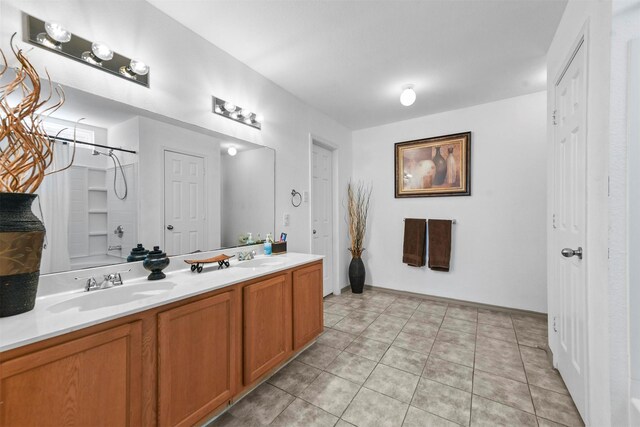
[313,229,317,234]
[167,225,174,230]
[561,247,583,260]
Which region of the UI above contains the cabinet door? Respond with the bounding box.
[293,262,324,350]
[158,291,236,427]
[0,322,142,427]
[243,274,292,385]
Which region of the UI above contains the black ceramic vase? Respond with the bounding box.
[433,146,447,186]
[127,243,149,262]
[0,192,45,317]
[349,256,365,294]
[143,246,170,280]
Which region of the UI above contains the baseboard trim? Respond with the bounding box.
[338,283,546,319]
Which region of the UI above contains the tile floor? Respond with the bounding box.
[210,289,584,427]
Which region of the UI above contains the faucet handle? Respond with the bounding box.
[83,277,98,292]
[103,273,123,287]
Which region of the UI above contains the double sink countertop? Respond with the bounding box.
[0,252,323,352]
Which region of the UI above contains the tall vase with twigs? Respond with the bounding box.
[347,181,371,293]
[0,34,76,317]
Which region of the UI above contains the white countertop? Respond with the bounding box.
[0,252,323,352]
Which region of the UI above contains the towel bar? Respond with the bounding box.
[403,218,457,224]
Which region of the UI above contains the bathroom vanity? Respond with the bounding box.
[0,253,323,427]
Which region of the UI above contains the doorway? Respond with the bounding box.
[551,37,588,419]
[311,142,334,297]
[164,150,206,255]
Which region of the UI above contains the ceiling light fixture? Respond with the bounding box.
[120,59,149,79]
[36,21,71,50]
[227,147,238,156]
[212,97,262,130]
[400,84,416,106]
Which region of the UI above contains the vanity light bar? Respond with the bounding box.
[212,96,262,130]
[24,14,150,87]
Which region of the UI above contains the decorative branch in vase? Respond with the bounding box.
[347,180,371,294]
[0,34,77,317]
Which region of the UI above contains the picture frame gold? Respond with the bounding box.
[395,132,471,198]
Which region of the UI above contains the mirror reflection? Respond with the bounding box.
[37,85,275,275]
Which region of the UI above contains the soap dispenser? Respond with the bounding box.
[264,233,273,256]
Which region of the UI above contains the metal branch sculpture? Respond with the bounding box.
[0,33,75,193]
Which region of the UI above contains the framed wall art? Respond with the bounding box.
[395,132,471,197]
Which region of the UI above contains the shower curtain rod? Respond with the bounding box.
[48,134,138,155]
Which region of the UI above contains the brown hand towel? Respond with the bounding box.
[403,218,426,267]
[428,219,452,272]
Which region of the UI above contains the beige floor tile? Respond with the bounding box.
[326,351,377,385]
[270,398,338,427]
[476,323,517,343]
[474,352,527,383]
[537,416,567,427]
[336,420,356,427]
[342,387,409,427]
[416,300,448,316]
[296,343,342,369]
[347,310,381,323]
[325,303,355,317]
[402,319,440,339]
[333,316,374,335]
[363,364,420,403]
[375,314,410,329]
[228,383,294,425]
[393,297,422,309]
[299,372,360,417]
[445,305,478,322]
[524,363,569,395]
[430,341,475,368]
[207,412,258,427]
[470,395,537,427]
[411,310,445,326]
[381,346,428,375]
[384,302,417,319]
[519,345,551,369]
[530,385,584,426]
[435,328,476,351]
[402,406,458,427]
[477,309,513,329]
[472,370,534,413]
[412,378,471,426]
[344,336,391,362]
[317,328,357,350]
[268,360,322,396]
[324,312,344,327]
[423,356,473,392]
[361,322,403,344]
[516,329,548,348]
[441,316,477,334]
[392,331,434,354]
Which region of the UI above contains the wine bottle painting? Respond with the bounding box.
[395,132,471,198]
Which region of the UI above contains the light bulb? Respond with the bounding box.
[240,108,252,117]
[400,85,416,106]
[244,117,252,124]
[223,102,236,112]
[214,104,222,113]
[227,147,237,156]
[230,112,238,119]
[91,41,113,61]
[129,59,149,75]
[254,114,264,123]
[44,22,71,43]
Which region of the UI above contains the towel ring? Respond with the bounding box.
[291,189,302,207]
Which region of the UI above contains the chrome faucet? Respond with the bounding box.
[237,250,257,261]
[78,271,127,292]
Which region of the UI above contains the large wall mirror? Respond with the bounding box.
[37,85,275,274]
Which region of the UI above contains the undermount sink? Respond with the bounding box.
[48,282,177,313]
[236,258,286,269]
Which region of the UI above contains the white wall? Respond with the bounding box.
[352,92,547,313]
[546,1,613,424]
[221,148,275,248]
[0,0,353,292]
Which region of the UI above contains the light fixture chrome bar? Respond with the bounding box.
[24,14,150,87]
[212,96,262,130]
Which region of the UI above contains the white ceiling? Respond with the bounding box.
[148,0,567,130]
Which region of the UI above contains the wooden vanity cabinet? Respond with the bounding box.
[157,290,238,427]
[242,273,292,385]
[292,262,324,350]
[0,322,142,427]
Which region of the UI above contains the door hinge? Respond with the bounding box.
[552,213,557,229]
[553,316,558,333]
[552,110,558,125]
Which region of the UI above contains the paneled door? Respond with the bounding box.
[552,38,588,418]
[164,150,205,255]
[312,143,333,296]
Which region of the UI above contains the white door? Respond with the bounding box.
[312,143,333,296]
[164,150,205,255]
[552,39,588,418]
